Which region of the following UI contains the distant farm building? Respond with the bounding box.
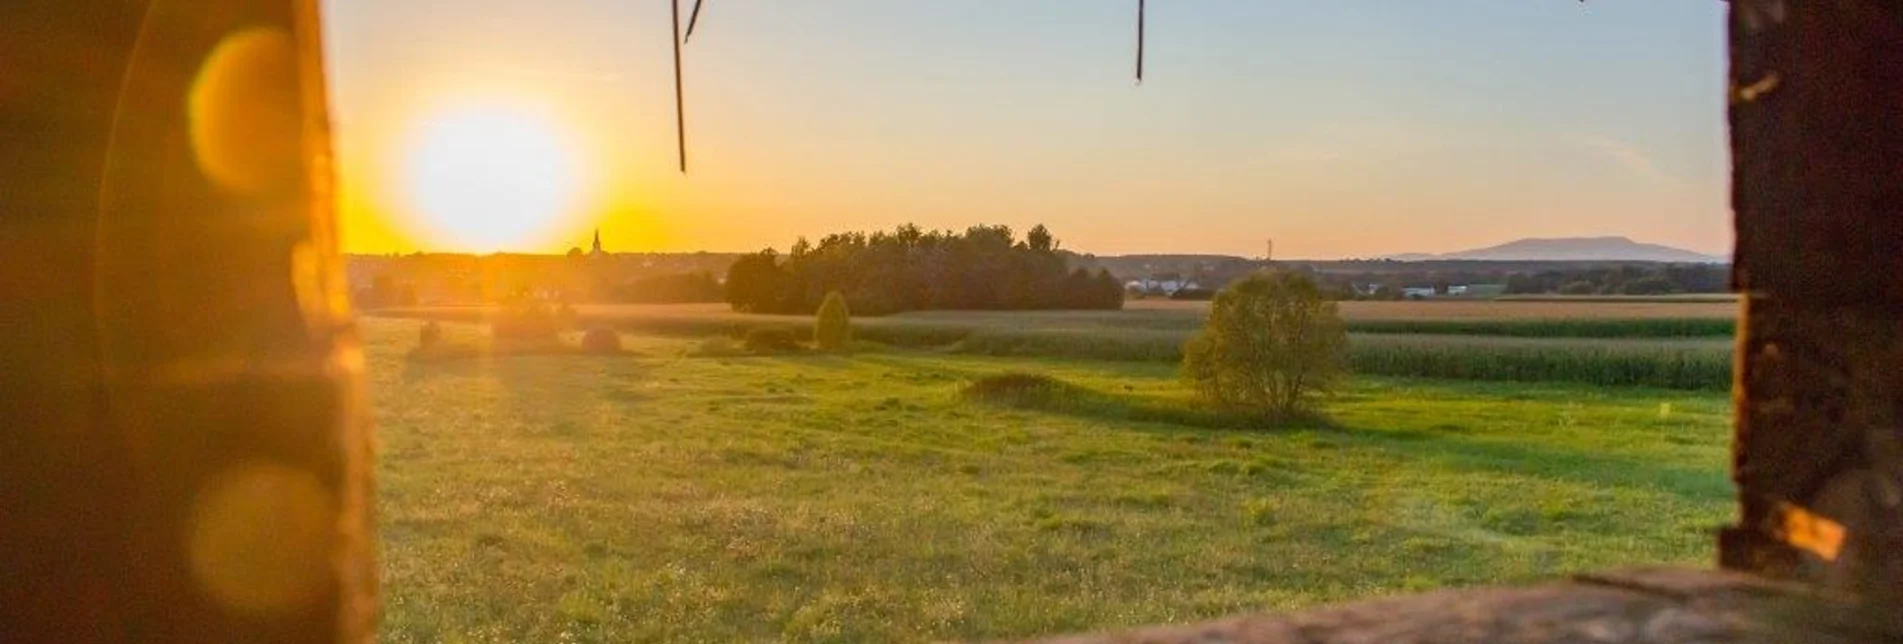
[1126,272,1200,296]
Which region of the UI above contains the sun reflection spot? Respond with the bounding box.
[189,28,300,197]
[188,462,335,615]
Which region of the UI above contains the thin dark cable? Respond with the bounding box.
[685,0,707,43]
[671,0,687,172]
[1136,0,1146,83]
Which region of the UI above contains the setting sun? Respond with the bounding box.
[400,102,583,251]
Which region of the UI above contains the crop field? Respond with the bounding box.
[1126,298,1738,321]
[365,317,1733,642]
[381,297,1740,390]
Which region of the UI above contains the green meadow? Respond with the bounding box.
[367,314,1733,642]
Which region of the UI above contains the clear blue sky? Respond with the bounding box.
[323,0,1730,258]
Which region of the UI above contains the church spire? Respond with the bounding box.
[591,228,603,255]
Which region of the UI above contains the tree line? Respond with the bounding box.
[1289,262,1728,300]
[607,271,724,303]
[725,224,1125,315]
[1502,264,1726,296]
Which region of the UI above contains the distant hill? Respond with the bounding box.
[1385,237,1726,263]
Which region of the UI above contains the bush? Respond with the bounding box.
[408,321,478,362]
[1182,272,1348,420]
[959,372,1079,407]
[743,326,802,354]
[492,299,564,347]
[814,291,853,351]
[580,327,622,354]
[418,321,444,350]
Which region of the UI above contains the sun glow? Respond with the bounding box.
[400,101,585,251]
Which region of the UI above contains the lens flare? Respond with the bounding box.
[401,102,581,251]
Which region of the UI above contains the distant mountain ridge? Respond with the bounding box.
[1384,237,1726,263]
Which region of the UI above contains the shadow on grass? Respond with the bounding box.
[958,372,1332,432]
[957,372,1726,500]
[1342,426,1730,502]
[399,338,637,388]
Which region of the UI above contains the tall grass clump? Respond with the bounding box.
[959,373,1085,408]
[418,321,443,350]
[407,320,480,361]
[814,291,853,351]
[580,327,623,354]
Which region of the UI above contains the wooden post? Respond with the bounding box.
[0,1,374,641]
[1722,0,1903,601]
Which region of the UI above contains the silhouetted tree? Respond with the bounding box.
[725,250,789,313]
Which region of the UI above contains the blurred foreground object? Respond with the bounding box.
[1,1,373,642]
[5,0,1903,642]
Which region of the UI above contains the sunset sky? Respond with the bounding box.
[321,1,1729,259]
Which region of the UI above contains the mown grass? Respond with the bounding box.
[367,318,1731,642]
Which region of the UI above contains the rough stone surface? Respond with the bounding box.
[1037,568,1890,644]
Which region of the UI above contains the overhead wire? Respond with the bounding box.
[668,1,1145,173]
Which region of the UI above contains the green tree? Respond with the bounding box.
[725,250,787,313]
[722,223,1117,315]
[813,291,852,351]
[1182,272,1348,421]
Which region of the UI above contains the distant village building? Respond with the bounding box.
[1395,284,1505,300]
[1125,272,1199,296]
[590,228,608,258]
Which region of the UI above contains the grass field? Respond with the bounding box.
[367,317,1733,642]
[381,299,1739,390]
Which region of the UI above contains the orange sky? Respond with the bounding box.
[322,1,1731,259]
